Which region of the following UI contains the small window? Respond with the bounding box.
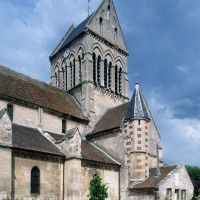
[166,188,172,200]
[114,27,118,40]
[99,17,103,32]
[7,104,13,121]
[62,119,66,133]
[181,190,186,200]
[107,5,110,20]
[31,166,40,194]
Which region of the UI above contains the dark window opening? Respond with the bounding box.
[108,62,112,89]
[97,55,101,85]
[104,59,108,88]
[62,119,66,133]
[78,55,82,83]
[119,67,122,94]
[31,166,40,194]
[7,104,13,121]
[115,65,118,93]
[70,62,73,87]
[93,53,96,85]
[99,17,103,32]
[114,27,118,40]
[138,120,141,125]
[73,59,76,87]
[65,65,68,90]
[107,5,110,20]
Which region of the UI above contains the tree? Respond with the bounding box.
[88,174,108,200]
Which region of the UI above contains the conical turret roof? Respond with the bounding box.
[124,83,150,121]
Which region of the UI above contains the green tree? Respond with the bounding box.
[186,165,200,180]
[88,174,108,200]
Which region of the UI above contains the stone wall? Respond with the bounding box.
[81,160,119,200]
[0,148,12,199]
[14,152,63,200]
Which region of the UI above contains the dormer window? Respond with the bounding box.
[99,17,103,32]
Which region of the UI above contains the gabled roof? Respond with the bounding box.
[124,83,150,121]
[132,165,177,189]
[12,124,65,156]
[87,102,130,137]
[0,65,88,122]
[50,13,93,58]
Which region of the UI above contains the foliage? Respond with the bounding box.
[164,196,169,200]
[88,174,108,200]
[186,165,200,180]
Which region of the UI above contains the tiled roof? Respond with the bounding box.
[0,65,88,121]
[81,140,119,165]
[51,14,93,58]
[12,124,65,156]
[46,132,65,142]
[132,165,177,189]
[124,83,150,121]
[88,102,130,136]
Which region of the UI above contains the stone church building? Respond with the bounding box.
[0,0,193,199]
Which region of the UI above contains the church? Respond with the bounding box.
[0,0,194,199]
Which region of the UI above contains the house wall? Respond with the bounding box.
[0,148,12,199]
[128,190,156,200]
[14,152,63,200]
[158,164,194,200]
[81,160,119,200]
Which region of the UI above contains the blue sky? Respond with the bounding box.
[0,0,200,166]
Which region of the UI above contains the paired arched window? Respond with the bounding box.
[31,166,40,194]
[93,53,101,85]
[7,103,13,121]
[70,59,76,88]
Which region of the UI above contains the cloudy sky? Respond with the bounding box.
[0,0,200,167]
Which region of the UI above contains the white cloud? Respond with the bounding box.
[148,93,200,166]
[177,64,189,72]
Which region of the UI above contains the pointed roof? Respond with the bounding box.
[124,83,150,121]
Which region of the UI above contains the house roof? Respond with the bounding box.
[81,140,119,165]
[124,83,150,121]
[12,124,65,156]
[0,65,88,122]
[132,165,177,189]
[88,102,130,136]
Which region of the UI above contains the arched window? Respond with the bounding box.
[108,62,112,89]
[115,65,118,93]
[65,65,68,90]
[119,67,122,94]
[107,5,110,20]
[93,53,97,85]
[31,166,40,194]
[7,103,13,121]
[73,59,76,87]
[62,119,66,133]
[62,67,65,89]
[99,17,103,32]
[78,55,82,83]
[114,27,118,40]
[70,61,73,88]
[104,59,108,88]
[97,55,101,85]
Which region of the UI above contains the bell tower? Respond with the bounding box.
[49,0,129,126]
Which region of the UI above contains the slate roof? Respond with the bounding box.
[88,102,130,136]
[44,131,119,165]
[124,83,150,121]
[12,124,65,156]
[0,65,88,121]
[50,14,93,58]
[132,165,177,189]
[81,140,119,165]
